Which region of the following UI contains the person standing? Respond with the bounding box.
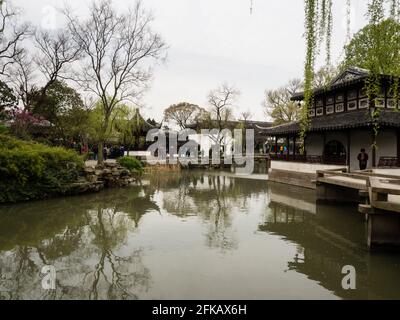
[93,145,98,161]
[357,148,369,170]
[103,146,108,161]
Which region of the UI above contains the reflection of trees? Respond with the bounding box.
[0,247,40,300]
[0,185,158,300]
[194,175,237,250]
[160,174,196,217]
[0,171,270,299]
[81,207,150,300]
[147,172,267,251]
[259,200,400,300]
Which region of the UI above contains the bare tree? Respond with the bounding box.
[163,102,207,130]
[9,48,35,110]
[205,83,239,154]
[34,29,81,96]
[0,1,31,75]
[313,65,337,89]
[263,78,303,125]
[64,0,167,163]
[207,83,240,131]
[240,111,252,123]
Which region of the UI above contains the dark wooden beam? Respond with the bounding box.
[286,136,290,155]
[347,130,351,169]
[397,129,400,166]
[372,130,377,168]
[293,136,296,155]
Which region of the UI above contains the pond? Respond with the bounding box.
[1,171,400,300]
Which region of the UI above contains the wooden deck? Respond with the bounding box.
[317,168,400,214]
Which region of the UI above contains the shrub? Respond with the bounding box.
[117,156,144,174]
[0,124,9,135]
[0,134,84,203]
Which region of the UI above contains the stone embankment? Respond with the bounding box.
[64,162,138,195]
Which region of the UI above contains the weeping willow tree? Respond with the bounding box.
[300,0,334,150]
[301,0,400,153]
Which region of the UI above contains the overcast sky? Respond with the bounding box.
[12,0,370,122]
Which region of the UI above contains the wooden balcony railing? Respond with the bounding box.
[378,157,400,168]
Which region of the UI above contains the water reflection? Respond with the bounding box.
[261,182,400,300]
[0,188,156,300]
[0,172,400,299]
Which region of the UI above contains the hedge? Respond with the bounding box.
[0,134,84,203]
[117,156,144,174]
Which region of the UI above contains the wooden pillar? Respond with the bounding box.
[347,130,351,169]
[286,135,290,156]
[372,131,377,168]
[275,136,278,154]
[322,131,326,163]
[293,136,296,155]
[397,129,400,166]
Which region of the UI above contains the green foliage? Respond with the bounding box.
[0,124,9,135]
[114,106,142,149]
[301,0,321,151]
[87,99,121,144]
[263,79,303,125]
[30,80,89,142]
[301,0,400,153]
[342,19,400,74]
[0,134,84,203]
[117,156,144,174]
[163,102,207,129]
[362,2,400,150]
[0,80,17,120]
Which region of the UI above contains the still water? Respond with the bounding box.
[1,171,400,300]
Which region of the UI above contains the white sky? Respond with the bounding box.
[12,0,370,122]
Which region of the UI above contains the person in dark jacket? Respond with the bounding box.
[357,148,369,170]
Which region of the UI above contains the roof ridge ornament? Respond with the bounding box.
[330,67,370,87]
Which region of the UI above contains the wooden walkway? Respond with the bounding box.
[317,168,400,214]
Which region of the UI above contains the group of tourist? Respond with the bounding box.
[95,145,126,160]
[91,145,126,160]
[68,141,126,160]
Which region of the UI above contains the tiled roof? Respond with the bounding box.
[291,67,377,101]
[261,110,400,136]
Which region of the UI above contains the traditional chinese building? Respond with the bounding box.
[261,67,400,172]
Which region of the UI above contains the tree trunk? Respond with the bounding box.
[98,141,104,164]
[98,116,110,165]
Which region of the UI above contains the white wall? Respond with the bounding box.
[270,161,346,174]
[376,129,397,160]
[301,129,398,171]
[349,129,397,171]
[350,130,373,171]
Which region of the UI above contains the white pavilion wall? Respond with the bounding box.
[349,130,373,171]
[349,129,397,171]
[376,129,397,160]
[305,129,397,171]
